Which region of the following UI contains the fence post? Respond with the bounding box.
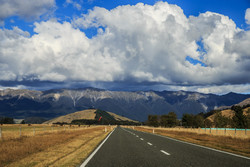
[224,128,226,135]
[33,127,36,136]
[0,127,2,139]
[19,127,22,137]
[105,127,107,132]
[153,129,155,134]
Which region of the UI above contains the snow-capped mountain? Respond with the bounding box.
[0,88,250,121]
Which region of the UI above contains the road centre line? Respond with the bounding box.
[80,128,116,167]
[124,128,171,156]
[160,150,170,155]
[122,128,136,136]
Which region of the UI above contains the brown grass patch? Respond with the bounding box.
[0,125,113,167]
[131,126,250,139]
[0,124,84,140]
[43,109,97,124]
[133,126,250,157]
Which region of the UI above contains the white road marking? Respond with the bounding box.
[140,138,144,140]
[160,150,170,155]
[147,142,153,146]
[136,129,250,160]
[122,128,136,136]
[80,128,116,167]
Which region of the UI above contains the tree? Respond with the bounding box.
[214,112,230,128]
[160,112,177,127]
[160,115,168,127]
[166,112,177,127]
[0,117,14,124]
[182,114,194,127]
[204,119,212,128]
[182,114,204,128]
[246,108,250,129]
[147,115,159,127]
[232,106,247,128]
[194,115,204,128]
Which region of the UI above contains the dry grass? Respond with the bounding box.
[133,126,250,139]
[43,109,139,124]
[0,124,86,140]
[43,109,97,124]
[0,125,114,167]
[132,126,250,157]
[107,112,139,122]
[207,107,250,123]
[207,109,234,122]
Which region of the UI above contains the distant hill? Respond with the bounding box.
[43,109,140,125]
[237,98,250,107]
[207,107,250,123]
[1,88,250,121]
[214,98,250,110]
[206,98,250,123]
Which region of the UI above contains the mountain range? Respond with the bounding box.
[0,88,250,121]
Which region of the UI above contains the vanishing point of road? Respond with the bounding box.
[81,126,250,167]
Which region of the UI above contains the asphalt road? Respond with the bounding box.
[82,126,250,167]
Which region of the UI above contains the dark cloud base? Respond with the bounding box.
[1,80,249,96]
[0,80,163,91]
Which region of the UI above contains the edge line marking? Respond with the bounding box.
[80,128,116,167]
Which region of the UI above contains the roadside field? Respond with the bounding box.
[0,124,88,140]
[0,124,114,167]
[128,126,250,157]
[144,127,250,139]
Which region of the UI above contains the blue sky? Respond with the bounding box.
[3,0,250,35]
[0,0,250,94]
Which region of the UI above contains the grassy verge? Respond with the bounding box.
[0,126,113,167]
[133,126,250,157]
[0,124,81,140]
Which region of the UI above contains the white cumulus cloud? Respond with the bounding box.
[65,0,82,11]
[0,2,250,90]
[245,8,250,24]
[0,0,55,25]
[0,20,122,82]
